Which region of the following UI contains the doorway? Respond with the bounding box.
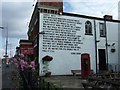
[98,49,107,71]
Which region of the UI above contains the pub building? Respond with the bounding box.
[17,0,120,76]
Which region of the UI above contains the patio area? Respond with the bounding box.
[40,75,87,90]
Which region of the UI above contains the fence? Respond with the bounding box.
[97,64,120,73]
[108,64,120,72]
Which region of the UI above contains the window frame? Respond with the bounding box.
[99,23,106,37]
[85,20,93,35]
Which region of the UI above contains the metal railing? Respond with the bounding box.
[97,63,120,73]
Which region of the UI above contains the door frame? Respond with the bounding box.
[98,49,107,71]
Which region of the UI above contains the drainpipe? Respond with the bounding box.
[104,20,109,70]
[104,15,113,71]
[94,20,98,74]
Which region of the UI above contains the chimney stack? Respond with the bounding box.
[37,0,63,14]
[103,15,112,20]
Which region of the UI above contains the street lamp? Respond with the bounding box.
[8,43,12,58]
[0,27,4,29]
[5,26,8,58]
[0,26,8,58]
[0,27,5,58]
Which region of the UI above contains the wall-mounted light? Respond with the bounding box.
[106,43,110,46]
[106,42,115,47]
[39,31,45,35]
[107,44,110,46]
[0,27,4,29]
[59,12,62,15]
[111,42,116,53]
[112,43,115,46]
[96,40,100,43]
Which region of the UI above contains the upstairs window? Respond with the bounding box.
[85,21,92,35]
[99,23,105,37]
[44,9,47,13]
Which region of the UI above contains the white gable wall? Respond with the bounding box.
[107,22,118,64]
[96,21,119,71]
[118,2,120,71]
[39,13,119,76]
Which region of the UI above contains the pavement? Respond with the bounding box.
[42,75,87,89]
[2,62,17,90]
[0,64,2,90]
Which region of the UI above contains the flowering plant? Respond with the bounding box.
[31,61,35,71]
[19,53,24,59]
[42,55,53,76]
[13,53,35,71]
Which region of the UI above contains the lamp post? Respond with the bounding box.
[0,26,8,58]
[8,43,12,58]
[0,27,4,58]
[5,25,8,58]
[0,27,4,29]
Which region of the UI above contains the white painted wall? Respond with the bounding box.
[118,1,120,70]
[96,20,119,71]
[39,13,119,76]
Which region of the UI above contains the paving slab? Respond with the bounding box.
[42,75,87,89]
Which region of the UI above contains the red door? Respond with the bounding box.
[81,53,91,78]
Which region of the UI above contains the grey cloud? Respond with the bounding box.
[67,1,119,19]
[1,1,34,56]
[2,2,33,39]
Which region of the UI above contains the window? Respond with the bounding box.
[99,23,105,37]
[40,9,43,13]
[51,10,54,14]
[48,10,50,13]
[55,11,58,14]
[44,9,47,13]
[85,21,92,35]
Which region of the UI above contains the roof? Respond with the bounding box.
[19,40,32,43]
[19,40,33,46]
[62,12,120,23]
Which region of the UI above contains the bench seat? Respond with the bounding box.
[71,70,81,76]
[71,70,94,76]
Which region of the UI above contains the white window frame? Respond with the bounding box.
[85,20,92,35]
[99,23,106,37]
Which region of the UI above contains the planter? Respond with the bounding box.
[42,55,53,62]
[111,48,115,52]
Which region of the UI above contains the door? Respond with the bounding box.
[81,53,91,78]
[98,49,107,71]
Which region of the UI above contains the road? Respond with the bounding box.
[0,59,2,90]
[2,62,15,89]
[0,64,2,90]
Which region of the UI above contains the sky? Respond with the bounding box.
[0,0,120,58]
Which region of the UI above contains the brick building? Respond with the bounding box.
[21,1,120,76]
[27,0,63,62]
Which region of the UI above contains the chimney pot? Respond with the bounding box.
[104,15,112,20]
